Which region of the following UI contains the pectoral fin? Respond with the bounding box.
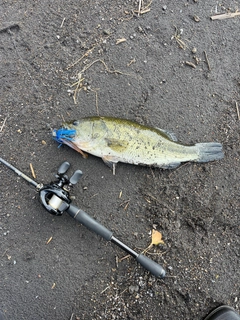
[62,139,88,159]
[102,155,119,175]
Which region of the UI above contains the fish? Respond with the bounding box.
[53,116,224,174]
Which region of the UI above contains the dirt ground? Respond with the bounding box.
[0,1,239,319]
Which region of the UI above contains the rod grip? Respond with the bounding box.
[67,204,113,241]
[136,254,166,278]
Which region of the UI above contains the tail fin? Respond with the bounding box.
[196,142,224,163]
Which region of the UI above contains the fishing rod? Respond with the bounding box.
[0,157,166,278]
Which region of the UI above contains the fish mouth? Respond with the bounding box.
[53,128,76,143]
[52,128,88,158]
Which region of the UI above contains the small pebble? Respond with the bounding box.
[103,29,110,35]
[129,285,139,294]
[193,15,200,22]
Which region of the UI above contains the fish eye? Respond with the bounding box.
[72,120,79,126]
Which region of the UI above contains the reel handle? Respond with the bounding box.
[67,204,113,240]
[57,161,70,175]
[66,204,166,278]
[136,254,165,278]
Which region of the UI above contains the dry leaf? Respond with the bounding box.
[151,229,164,246]
[142,230,164,254]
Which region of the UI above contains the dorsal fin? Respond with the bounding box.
[156,128,178,142]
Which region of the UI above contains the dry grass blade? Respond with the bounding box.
[80,59,128,75]
[46,236,53,244]
[236,102,240,120]
[0,116,7,132]
[89,87,99,115]
[138,0,142,16]
[67,35,111,70]
[29,163,36,179]
[211,11,240,20]
[185,61,196,68]
[71,73,85,104]
[70,59,135,106]
[116,38,126,45]
[67,47,95,70]
[171,26,188,50]
[136,0,152,15]
[204,51,211,70]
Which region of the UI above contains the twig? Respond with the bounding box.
[127,58,136,67]
[29,163,36,179]
[135,0,152,15]
[236,101,240,120]
[71,73,84,104]
[171,26,188,50]
[0,116,7,132]
[2,249,9,257]
[119,288,128,296]
[46,236,53,245]
[138,0,142,16]
[80,59,128,75]
[100,285,110,294]
[70,59,134,105]
[66,35,110,70]
[116,38,126,45]
[60,17,65,28]
[118,254,130,262]
[185,61,196,68]
[211,11,240,20]
[119,199,130,209]
[67,46,96,70]
[89,88,99,115]
[204,51,211,71]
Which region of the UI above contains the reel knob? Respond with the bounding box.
[57,161,70,176]
[69,170,82,185]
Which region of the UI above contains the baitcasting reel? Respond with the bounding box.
[0,158,166,278]
[39,161,82,215]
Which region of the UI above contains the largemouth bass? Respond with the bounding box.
[53,116,224,174]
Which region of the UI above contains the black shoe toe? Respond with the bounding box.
[203,305,240,320]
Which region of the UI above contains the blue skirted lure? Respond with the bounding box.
[52,128,76,146]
